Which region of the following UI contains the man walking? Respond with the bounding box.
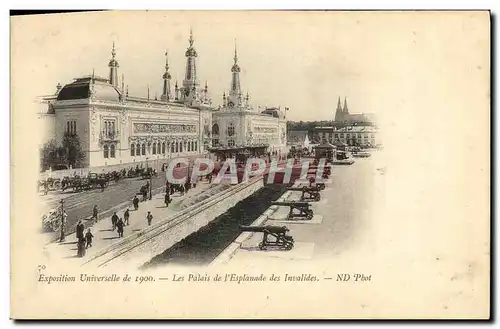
[146,211,153,226]
[164,192,171,208]
[124,209,130,226]
[133,195,139,210]
[76,220,85,241]
[85,228,94,248]
[111,212,119,231]
[116,217,125,238]
[91,205,98,221]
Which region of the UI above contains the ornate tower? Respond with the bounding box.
[181,29,199,101]
[227,42,242,108]
[161,50,172,101]
[108,42,119,87]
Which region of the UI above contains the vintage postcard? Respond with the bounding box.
[10,10,490,319]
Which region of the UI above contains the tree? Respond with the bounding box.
[40,139,59,171]
[61,132,86,168]
[39,132,86,171]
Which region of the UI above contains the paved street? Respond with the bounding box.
[44,179,214,263]
[38,156,209,242]
[39,175,169,242]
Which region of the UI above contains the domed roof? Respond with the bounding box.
[56,76,122,102]
[261,108,281,118]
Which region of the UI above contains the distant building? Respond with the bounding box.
[287,130,309,146]
[334,97,377,127]
[314,125,379,147]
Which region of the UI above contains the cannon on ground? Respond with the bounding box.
[287,186,321,202]
[271,201,314,220]
[240,225,294,250]
[308,176,326,190]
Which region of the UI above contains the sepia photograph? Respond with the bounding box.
[10,10,490,319]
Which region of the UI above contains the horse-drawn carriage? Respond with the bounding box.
[61,173,110,192]
[141,168,158,180]
[37,177,61,193]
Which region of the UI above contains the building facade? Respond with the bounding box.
[211,45,287,158]
[314,125,379,147]
[37,31,216,169]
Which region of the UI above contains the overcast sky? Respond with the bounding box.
[12,11,488,128]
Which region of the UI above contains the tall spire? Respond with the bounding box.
[189,28,194,47]
[161,50,172,101]
[182,28,199,102]
[334,96,343,122]
[121,73,125,93]
[343,97,349,113]
[108,41,119,87]
[234,39,238,65]
[229,40,242,102]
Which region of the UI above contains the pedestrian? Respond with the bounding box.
[77,237,86,257]
[133,195,139,210]
[164,192,171,208]
[146,211,153,226]
[142,189,148,202]
[76,220,85,241]
[116,217,124,238]
[91,205,98,221]
[85,228,94,248]
[111,212,119,231]
[124,209,130,226]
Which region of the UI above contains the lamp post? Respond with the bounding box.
[146,156,152,200]
[59,198,65,242]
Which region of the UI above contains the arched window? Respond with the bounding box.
[212,123,219,135]
[131,144,135,156]
[141,144,146,155]
[103,145,109,158]
[188,141,191,152]
[180,142,183,153]
[194,141,198,151]
[212,139,219,147]
[170,143,174,153]
[66,121,70,133]
[110,144,116,158]
[175,141,179,153]
[162,142,166,154]
[228,139,235,147]
[152,142,157,155]
[228,122,235,137]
